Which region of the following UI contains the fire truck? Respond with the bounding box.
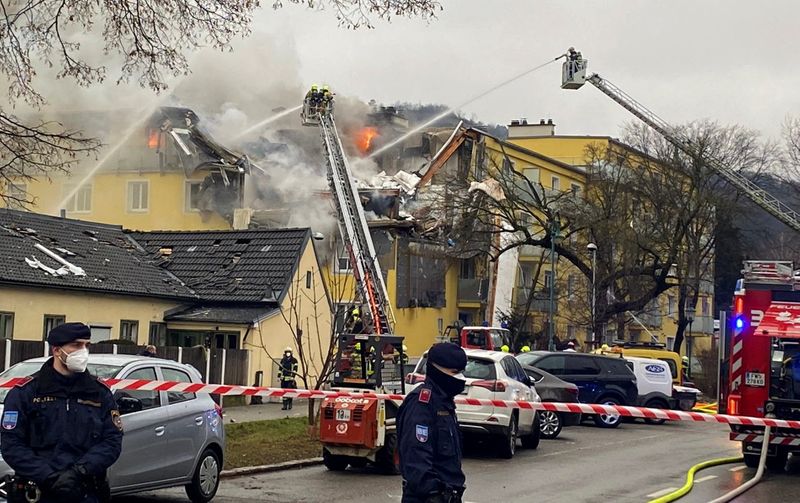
[562,49,800,469]
[301,90,405,472]
[442,324,512,351]
[721,261,800,468]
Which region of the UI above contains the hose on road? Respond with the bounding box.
[647,456,744,503]
[708,424,772,503]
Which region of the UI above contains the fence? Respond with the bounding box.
[0,340,250,386]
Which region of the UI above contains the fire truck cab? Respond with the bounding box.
[319,334,406,473]
[724,261,800,469]
[444,325,512,351]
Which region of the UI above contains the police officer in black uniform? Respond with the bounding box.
[1,323,123,503]
[397,343,467,503]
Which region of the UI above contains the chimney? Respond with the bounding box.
[59,209,66,218]
[507,117,556,138]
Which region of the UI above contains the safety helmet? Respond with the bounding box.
[682,356,689,364]
[311,84,318,90]
[352,307,360,315]
[284,346,292,353]
[402,344,408,351]
[520,345,530,353]
[354,342,361,351]
[601,344,610,351]
[323,85,330,91]
[500,344,510,353]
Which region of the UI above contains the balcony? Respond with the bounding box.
[514,287,557,313]
[458,278,488,303]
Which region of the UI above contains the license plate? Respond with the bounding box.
[745,372,765,387]
[336,409,351,421]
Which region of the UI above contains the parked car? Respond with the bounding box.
[519,365,581,439]
[622,356,675,425]
[0,354,224,502]
[406,349,541,458]
[516,351,638,428]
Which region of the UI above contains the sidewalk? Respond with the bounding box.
[222,400,317,424]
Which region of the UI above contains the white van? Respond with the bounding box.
[624,356,676,425]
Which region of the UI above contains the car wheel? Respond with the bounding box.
[322,448,350,471]
[766,447,789,471]
[539,410,563,439]
[593,397,622,428]
[185,448,221,503]
[743,452,760,468]
[375,433,400,475]
[644,399,669,425]
[498,414,518,459]
[521,412,541,448]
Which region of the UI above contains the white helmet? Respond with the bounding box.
[284,347,292,353]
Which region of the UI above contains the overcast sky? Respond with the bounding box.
[246,0,798,141]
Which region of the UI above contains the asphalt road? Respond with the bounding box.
[117,420,800,502]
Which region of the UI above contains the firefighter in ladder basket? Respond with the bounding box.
[278,347,299,410]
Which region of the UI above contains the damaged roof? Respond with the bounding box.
[163,304,280,324]
[129,228,311,303]
[0,209,196,299]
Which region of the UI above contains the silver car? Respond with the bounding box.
[0,354,224,502]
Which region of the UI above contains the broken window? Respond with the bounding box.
[120,320,139,342]
[42,314,66,340]
[127,181,149,212]
[63,184,92,213]
[396,239,446,308]
[185,181,203,212]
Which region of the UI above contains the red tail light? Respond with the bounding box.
[405,373,425,385]
[567,386,579,396]
[215,403,224,418]
[471,380,507,392]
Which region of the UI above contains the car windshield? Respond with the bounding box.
[415,356,497,380]
[0,362,122,404]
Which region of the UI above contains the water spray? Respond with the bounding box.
[232,104,302,140]
[361,56,561,162]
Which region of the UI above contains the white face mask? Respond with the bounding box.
[60,347,89,373]
[452,372,466,381]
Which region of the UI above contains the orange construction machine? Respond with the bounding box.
[319,334,406,473]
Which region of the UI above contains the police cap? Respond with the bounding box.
[47,322,91,346]
[427,343,467,371]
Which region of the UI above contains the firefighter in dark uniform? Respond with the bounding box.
[278,347,299,410]
[397,343,467,503]
[0,322,123,503]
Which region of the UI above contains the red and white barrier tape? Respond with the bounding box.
[1,377,798,430]
[730,432,800,446]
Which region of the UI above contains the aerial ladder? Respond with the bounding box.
[560,49,800,232]
[302,97,395,336]
[302,92,405,474]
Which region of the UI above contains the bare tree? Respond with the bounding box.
[273,0,441,28]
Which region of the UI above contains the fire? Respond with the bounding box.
[356,127,379,154]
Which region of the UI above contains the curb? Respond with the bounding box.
[221,457,324,478]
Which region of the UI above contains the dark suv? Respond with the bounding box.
[516,351,638,428]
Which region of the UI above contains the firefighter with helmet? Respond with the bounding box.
[347,306,364,334]
[520,345,531,353]
[278,347,299,410]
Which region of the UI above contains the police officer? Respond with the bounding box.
[1,322,123,503]
[278,347,299,410]
[397,343,467,503]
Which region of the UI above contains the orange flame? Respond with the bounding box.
[147,129,160,149]
[356,127,379,154]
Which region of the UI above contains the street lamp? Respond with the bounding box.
[587,243,597,349]
[547,216,561,351]
[685,302,696,379]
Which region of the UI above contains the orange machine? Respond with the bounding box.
[319,334,405,473]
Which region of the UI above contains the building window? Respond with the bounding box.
[551,176,560,191]
[305,271,312,289]
[667,295,676,316]
[43,315,66,340]
[149,322,167,346]
[120,320,139,342]
[666,336,675,351]
[89,325,112,343]
[0,312,13,339]
[570,183,581,196]
[702,297,710,316]
[567,274,577,299]
[544,270,553,289]
[6,183,26,209]
[523,167,539,183]
[185,181,203,212]
[336,245,352,272]
[63,184,92,213]
[127,181,149,212]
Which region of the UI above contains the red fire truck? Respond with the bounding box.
[723,261,800,468]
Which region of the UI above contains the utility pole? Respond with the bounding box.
[686,303,696,379]
[548,216,560,351]
[587,243,597,349]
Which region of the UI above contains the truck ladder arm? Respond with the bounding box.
[318,114,395,334]
[587,74,800,233]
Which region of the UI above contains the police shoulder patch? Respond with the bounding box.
[415,424,429,443]
[2,411,19,430]
[111,409,123,432]
[418,388,431,404]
